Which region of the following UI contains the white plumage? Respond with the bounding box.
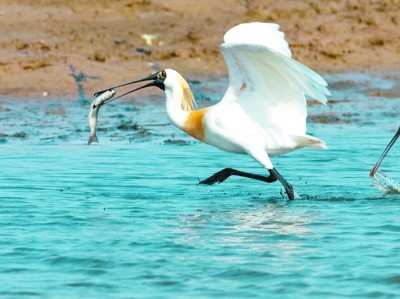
[203,22,330,169]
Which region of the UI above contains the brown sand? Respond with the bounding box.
[0,0,400,98]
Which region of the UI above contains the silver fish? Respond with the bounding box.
[88,89,115,145]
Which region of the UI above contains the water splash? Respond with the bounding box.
[371,171,400,194]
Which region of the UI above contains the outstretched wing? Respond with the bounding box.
[220,22,330,136]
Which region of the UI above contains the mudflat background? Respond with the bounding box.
[0,0,400,97]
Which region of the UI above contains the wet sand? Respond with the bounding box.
[0,0,400,97]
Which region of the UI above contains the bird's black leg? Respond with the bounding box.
[199,167,295,200]
[269,168,295,200]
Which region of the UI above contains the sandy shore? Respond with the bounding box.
[0,0,399,98]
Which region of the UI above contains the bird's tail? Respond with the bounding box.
[88,134,99,145]
[292,135,327,150]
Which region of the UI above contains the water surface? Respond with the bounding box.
[1,73,400,298]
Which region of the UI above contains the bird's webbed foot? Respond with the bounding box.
[199,168,234,185]
[199,168,278,185]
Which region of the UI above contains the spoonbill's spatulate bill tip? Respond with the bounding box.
[95,22,331,200]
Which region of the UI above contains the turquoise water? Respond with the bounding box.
[1,73,400,298]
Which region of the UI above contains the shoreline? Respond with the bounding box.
[1,70,400,104]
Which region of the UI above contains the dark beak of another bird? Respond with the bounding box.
[370,126,400,176]
[94,70,166,105]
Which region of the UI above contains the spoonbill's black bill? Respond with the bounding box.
[370,126,400,177]
[95,22,331,200]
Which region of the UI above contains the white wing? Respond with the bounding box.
[220,22,330,136]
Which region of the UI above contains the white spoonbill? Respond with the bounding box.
[370,126,400,176]
[96,22,330,200]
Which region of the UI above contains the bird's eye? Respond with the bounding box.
[158,70,166,79]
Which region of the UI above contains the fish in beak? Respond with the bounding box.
[88,89,116,145]
[88,70,167,144]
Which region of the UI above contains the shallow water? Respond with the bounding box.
[1,73,400,298]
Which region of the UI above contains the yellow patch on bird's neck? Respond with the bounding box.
[183,108,207,141]
[178,76,197,111]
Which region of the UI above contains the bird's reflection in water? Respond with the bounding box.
[176,199,314,258]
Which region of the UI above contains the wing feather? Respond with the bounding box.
[220,23,330,136]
